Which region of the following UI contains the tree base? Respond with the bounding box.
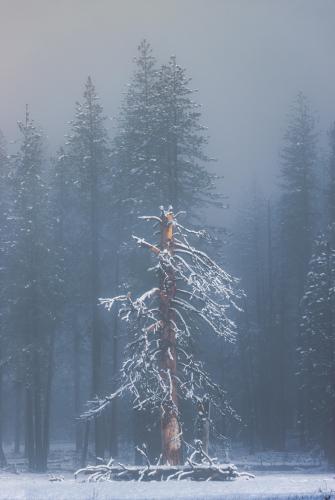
[75,460,254,482]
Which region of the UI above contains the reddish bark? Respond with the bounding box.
[159,211,181,465]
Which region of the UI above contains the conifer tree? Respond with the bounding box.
[112,42,222,455]
[298,233,335,462]
[66,77,109,462]
[113,39,159,218]
[113,41,219,222]
[12,108,62,471]
[154,56,217,212]
[0,130,11,466]
[280,92,316,296]
[278,92,317,445]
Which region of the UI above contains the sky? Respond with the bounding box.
[1,0,335,217]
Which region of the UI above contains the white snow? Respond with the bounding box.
[0,471,334,499]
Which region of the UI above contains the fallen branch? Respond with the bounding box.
[75,462,250,482]
[75,446,254,483]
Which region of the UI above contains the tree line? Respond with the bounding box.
[0,40,334,471]
[230,93,335,463]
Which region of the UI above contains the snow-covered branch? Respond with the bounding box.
[83,208,241,433]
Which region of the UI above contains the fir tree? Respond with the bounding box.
[113,41,219,221]
[278,92,317,445]
[113,39,159,218]
[0,130,11,466]
[111,42,222,456]
[154,56,217,212]
[298,233,335,462]
[66,77,110,462]
[280,92,316,295]
[12,108,62,471]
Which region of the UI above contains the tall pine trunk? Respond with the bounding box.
[74,320,82,453]
[0,359,7,467]
[109,278,119,457]
[25,387,34,469]
[41,332,55,469]
[13,381,22,454]
[109,216,122,458]
[33,350,44,471]
[159,211,181,465]
[239,297,256,453]
[91,171,104,461]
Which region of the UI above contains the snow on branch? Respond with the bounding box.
[83,208,241,424]
[75,442,254,482]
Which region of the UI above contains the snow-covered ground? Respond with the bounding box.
[0,444,333,499]
[225,445,325,472]
[0,471,334,499]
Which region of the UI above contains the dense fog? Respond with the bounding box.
[1,0,335,485]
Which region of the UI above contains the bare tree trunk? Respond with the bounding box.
[25,387,34,470]
[41,332,55,470]
[239,297,257,453]
[73,320,82,453]
[109,309,119,458]
[323,242,335,463]
[159,211,181,465]
[109,239,120,458]
[265,200,278,450]
[0,361,7,467]
[91,234,104,461]
[278,262,287,451]
[33,350,44,472]
[13,381,22,454]
[81,421,90,467]
[89,136,104,462]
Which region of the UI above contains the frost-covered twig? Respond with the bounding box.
[82,208,241,434]
[74,447,254,482]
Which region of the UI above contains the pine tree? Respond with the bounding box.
[53,148,84,454]
[297,123,335,462]
[113,41,219,222]
[298,233,335,462]
[12,108,62,471]
[14,108,45,471]
[0,130,11,466]
[229,187,266,449]
[279,92,317,445]
[112,42,221,457]
[113,39,159,218]
[66,77,110,462]
[111,46,160,453]
[280,92,316,296]
[154,56,217,212]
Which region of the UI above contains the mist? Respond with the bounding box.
[2,0,335,208]
[1,1,335,498]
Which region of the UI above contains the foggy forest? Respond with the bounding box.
[1,1,335,499]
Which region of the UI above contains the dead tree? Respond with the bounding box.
[82,207,241,465]
[159,210,180,465]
